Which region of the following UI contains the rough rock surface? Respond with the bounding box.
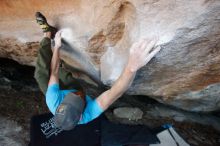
[0,116,27,146]
[0,0,220,112]
[113,107,143,120]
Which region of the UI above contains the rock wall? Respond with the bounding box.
[0,0,220,112]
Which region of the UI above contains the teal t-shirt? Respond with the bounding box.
[45,84,103,124]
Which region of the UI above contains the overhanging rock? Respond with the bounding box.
[0,0,220,112]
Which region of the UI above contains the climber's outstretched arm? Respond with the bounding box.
[96,39,161,111]
[48,31,62,86]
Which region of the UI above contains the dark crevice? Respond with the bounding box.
[0,57,39,91]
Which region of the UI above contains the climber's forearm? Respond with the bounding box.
[96,65,136,110]
[109,66,136,99]
[51,47,60,75]
[48,47,60,85]
[95,39,160,111]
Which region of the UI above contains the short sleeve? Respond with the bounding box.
[46,83,65,115]
[78,95,103,124]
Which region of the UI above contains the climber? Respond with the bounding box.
[34,12,161,131]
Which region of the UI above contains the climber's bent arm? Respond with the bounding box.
[96,65,136,111]
[96,39,161,111]
[48,31,62,86]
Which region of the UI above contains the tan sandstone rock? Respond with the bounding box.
[0,0,220,112]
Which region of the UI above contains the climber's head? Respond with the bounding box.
[54,92,85,130]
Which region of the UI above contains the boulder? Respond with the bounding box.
[113,107,143,120]
[0,0,220,112]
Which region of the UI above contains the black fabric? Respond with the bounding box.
[29,113,159,146]
[29,113,101,146]
[101,120,160,146]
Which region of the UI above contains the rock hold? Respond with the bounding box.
[113,107,143,120]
